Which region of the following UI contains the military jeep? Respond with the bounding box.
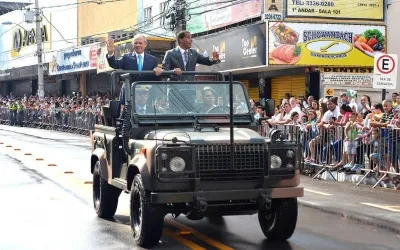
[90,70,304,247]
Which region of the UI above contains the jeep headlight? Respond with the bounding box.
[286,150,294,158]
[169,156,186,172]
[270,155,282,169]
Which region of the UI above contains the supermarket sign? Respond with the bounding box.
[286,0,384,21]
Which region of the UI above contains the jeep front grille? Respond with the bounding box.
[195,144,266,181]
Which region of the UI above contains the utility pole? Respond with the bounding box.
[175,0,187,36]
[35,0,44,100]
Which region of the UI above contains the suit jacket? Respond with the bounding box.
[107,52,159,103]
[161,47,219,81]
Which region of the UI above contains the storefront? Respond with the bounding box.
[0,63,52,97]
[192,22,267,100]
[319,66,383,103]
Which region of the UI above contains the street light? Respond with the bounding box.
[1,21,28,31]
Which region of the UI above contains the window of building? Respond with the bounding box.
[144,7,153,27]
[160,1,168,27]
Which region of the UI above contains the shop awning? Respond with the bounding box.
[0,1,31,16]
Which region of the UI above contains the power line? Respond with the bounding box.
[41,14,74,44]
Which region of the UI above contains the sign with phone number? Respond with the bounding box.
[286,0,384,20]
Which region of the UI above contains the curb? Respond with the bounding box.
[298,200,400,235]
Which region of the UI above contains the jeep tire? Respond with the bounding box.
[93,160,121,218]
[258,198,298,241]
[130,174,164,247]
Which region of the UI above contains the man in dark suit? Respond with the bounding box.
[162,31,220,81]
[106,34,163,105]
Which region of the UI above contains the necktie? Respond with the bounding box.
[183,51,188,70]
[138,54,143,71]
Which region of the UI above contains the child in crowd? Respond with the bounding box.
[343,113,358,169]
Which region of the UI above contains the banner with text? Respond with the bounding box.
[49,44,99,75]
[193,23,266,71]
[187,0,262,34]
[321,73,373,87]
[268,22,386,67]
[286,0,384,20]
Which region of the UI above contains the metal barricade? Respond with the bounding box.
[0,106,98,136]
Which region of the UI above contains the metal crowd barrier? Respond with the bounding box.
[0,107,101,136]
[258,122,400,189]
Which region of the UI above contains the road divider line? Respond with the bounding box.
[14,148,21,151]
[48,164,57,167]
[361,203,400,212]
[164,218,234,250]
[6,145,12,147]
[163,228,206,250]
[304,188,332,196]
[36,158,44,161]
[24,153,32,155]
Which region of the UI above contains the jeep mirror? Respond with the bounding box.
[265,99,275,117]
[109,100,121,119]
[264,99,275,117]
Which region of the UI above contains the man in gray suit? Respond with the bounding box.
[162,31,221,81]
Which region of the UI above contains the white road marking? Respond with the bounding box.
[361,203,400,212]
[304,188,332,196]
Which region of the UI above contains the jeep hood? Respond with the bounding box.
[144,127,265,144]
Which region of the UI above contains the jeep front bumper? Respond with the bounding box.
[150,187,304,204]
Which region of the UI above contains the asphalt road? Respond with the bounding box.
[1,127,400,250]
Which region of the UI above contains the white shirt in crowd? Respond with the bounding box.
[322,105,340,123]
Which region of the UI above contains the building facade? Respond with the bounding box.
[183,0,387,105]
[386,0,400,94]
[0,0,78,97]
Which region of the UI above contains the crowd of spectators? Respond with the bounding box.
[0,91,113,128]
[251,91,400,190]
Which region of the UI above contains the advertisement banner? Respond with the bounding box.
[321,72,373,87]
[193,23,266,71]
[97,45,114,73]
[49,44,99,75]
[263,0,283,21]
[286,0,384,20]
[268,22,386,67]
[186,0,262,34]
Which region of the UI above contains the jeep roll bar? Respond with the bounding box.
[110,70,225,100]
[113,70,234,166]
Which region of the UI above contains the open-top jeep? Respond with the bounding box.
[90,70,304,247]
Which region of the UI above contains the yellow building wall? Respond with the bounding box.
[78,0,137,39]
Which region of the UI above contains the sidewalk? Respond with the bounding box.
[300,176,400,234]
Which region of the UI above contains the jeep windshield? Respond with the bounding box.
[132,81,250,116]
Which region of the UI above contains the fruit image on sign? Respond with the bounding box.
[268,22,386,67]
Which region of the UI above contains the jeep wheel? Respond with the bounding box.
[130,174,164,247]
[258,198,298,241]
[93,161,121,218]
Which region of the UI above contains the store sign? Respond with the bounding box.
[319,67,373,73]
[49,44,99,75]
[321,72,373,87]
[186,0,262,34]
[263,0,283,21]
[286,0,384,20]
[12,25,49,52]
[268,22,386,67]
[193,23,266,71]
